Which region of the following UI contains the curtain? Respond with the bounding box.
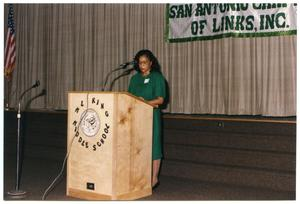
[5,4,296,116]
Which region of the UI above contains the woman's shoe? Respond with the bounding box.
[152,181,160,190]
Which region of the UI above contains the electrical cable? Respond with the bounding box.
[42,93,90,200]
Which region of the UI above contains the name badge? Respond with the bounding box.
[144,78,150,84]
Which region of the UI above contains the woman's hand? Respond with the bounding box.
[148,97,164,108]
[148,101,159,108]
[138,96,163,108]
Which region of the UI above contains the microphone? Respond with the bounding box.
[119,60,136,68]
[102,61,136,91]
[40,89,46,96]
[32,80,40,88]
[109,68,135,91]
[19,80,40,101]
[123,67,136,74]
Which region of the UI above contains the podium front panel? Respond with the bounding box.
[67,92,153,200]
[67,92,115,196]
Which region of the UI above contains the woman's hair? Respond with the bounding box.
[133,49,161,73]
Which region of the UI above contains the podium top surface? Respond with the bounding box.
[68,91,154,108]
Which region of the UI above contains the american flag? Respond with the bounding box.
[4,4,16,81]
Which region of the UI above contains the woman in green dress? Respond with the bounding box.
[128,49,166,188]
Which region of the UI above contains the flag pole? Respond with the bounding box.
[5,79,10,111]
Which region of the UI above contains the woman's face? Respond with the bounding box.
[138,55,152,75]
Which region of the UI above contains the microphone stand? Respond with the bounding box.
[109,68,135,91]
[24,89,47,110]
[7,81,40,198]
[102,65,128,91]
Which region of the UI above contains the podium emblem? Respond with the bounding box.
[80,109,100,137]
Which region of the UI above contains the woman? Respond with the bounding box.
[128,49,166,189]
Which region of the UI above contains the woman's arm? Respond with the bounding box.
[148,97,164,108]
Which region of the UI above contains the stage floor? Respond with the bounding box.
[3,155,295,201]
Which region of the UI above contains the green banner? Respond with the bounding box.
[166,3,297,42]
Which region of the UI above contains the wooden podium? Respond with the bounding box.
[66,92,153,200]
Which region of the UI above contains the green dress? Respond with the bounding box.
[128,71,166,160]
